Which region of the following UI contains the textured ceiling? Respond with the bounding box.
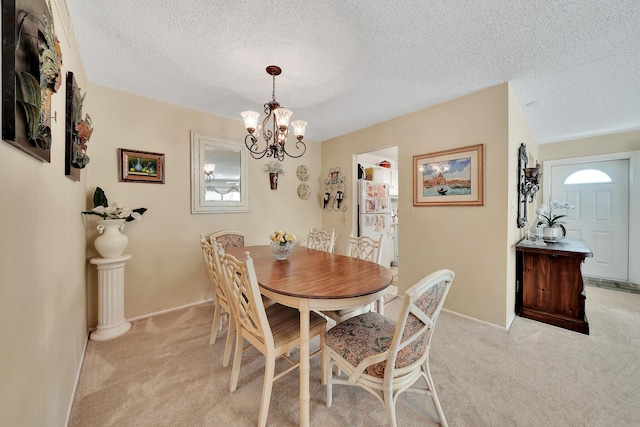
[66,0,640,144]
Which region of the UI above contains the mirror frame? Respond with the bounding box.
[190,131,251,213]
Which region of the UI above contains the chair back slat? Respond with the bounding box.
[347,230,383,264]
[307,227,336,253]
[385,269,454,375]
[200,235,228,305]
[218,249,271,345]
[324,268,454,427]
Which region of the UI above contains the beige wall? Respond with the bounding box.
[0,1,88,425]
[507,86,539,326]
[84,84,322,322]
[538,130,640,161]
[5,4,633,423]
[322,83,531,327]
[538,129,640,205]
[1,3,321,424]
[537,129,640,210]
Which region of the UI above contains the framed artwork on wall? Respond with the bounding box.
[2,0,63,162]
[413,144,484,206]
[65,71,93,181]
[118,148,165,184]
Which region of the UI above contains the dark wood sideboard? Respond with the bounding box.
[516,238,593,334]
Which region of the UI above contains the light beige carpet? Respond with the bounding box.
[69,286,640,426]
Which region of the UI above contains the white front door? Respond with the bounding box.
[550,159,629,281]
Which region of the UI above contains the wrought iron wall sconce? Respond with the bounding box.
[324,167,347,212]
[517,143,541,228]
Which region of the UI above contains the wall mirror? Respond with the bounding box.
[191,131,250,213]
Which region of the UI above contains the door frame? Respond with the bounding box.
[543,151,640,284]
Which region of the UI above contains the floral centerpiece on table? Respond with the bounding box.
[82,187,147,222]
[269,230,296,260]
[536,200,574,237]
[270,230,296,245]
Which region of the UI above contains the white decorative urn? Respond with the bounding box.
[94,219,129,258]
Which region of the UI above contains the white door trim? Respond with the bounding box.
[543,151,640,284]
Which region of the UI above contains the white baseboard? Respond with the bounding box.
[126,298,214,322]
[442,308,509,331]
[65,331,90,427]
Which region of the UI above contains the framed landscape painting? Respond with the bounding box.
[413,144,484,206]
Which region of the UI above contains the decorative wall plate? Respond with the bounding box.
[297,183,311,200]
[296,165,310,181]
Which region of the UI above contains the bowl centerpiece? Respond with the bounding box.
[269,230,296,260]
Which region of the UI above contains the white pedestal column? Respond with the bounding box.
[90,254,133,341]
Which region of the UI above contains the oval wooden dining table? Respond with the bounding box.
[226,244,393,427]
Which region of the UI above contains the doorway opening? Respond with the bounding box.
[544,151,640,291]
[356,146,399,296]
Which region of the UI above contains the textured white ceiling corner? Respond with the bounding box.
[66,0,640,143]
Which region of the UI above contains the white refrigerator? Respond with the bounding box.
[358,180,394,268]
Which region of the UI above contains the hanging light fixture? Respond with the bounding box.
[241,65,307,161]
[204,163,216,183]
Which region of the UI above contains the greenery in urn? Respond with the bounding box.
[536,200,574,236]
[265,160,285,175]
[269,230,296,245]
[82,187,147,222]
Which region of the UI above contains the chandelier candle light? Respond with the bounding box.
[241,66,307,161]
[204,163,215,183]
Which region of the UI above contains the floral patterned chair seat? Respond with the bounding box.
[324,269,455,427]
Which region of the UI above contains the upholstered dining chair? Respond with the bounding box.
[216,245,328,427]
[199,235,235,367]
[324,269,455,427]
[208,230,245,250]
[306,226,337,253]
[322,230,384,323]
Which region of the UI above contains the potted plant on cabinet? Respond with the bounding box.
[536,200,574,240]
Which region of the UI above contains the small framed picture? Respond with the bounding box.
[118,148,165,183]
[413,144,484,206]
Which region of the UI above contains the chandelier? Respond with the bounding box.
[241,66,307,161]
[204,163,215,183]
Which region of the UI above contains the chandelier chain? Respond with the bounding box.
[272,73,277,103]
